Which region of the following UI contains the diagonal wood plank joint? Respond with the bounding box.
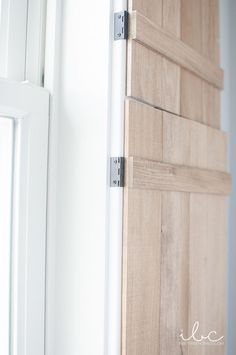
[128,11,224,90]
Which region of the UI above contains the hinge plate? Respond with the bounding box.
[110,157,124,187]
[114,11,128,40]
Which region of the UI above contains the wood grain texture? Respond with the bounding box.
[122,188,161,355]
[181,69,203,123]
[181,0,202,52]
[125,100,227,172]
[129,11,224,89]
[123,4,227,355]
[207,127,227,172]
[163,111,192,166]
[163,111,207,169]
[163,111,227,171]
[129,0,162,26]
[125,99,163,161]
[202,81,221,128]
[201,0,220,65]
[160,192,189,355]
[163,0,181,38]
[127,40,162,108]
[127,40,180,114]
[162,58,180,114]
[189,194,226,354]
[126,157,231,195]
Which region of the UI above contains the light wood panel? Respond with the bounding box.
[162,58,180,114]
[207,127,227,172]
[163,111,207,168]
[181,69,203,123]
[127,40,162,108]
[181,78,221,129]
[123,3,227,355]
[128,0,162,26]
[129,11,224,89]
[125,101,227,172]
[189,194,226,354]
[125,99,163,161]
[160,192,189,355]
[163,0,181,38]
[127,40,180,114]
[202,81,221,128]
[163,111,227,171]
[181,0,202,53]
[126,157,231,195]
[163,111,192,166]
[201,0,220,65]
[122,189,161,355]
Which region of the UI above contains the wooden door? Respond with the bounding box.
[122,1,231,354]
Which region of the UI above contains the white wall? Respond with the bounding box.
[220,0,236,354]
[44,0,113,354]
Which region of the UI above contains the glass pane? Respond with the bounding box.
[0,117,14,354]
[0,0,7,78]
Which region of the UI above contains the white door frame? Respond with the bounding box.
[44,0,126,354]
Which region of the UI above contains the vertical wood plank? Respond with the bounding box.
[129,0,162,26]
[188,194,207,355]
[189,119,207,169]
[189,194,226,354]
[163,111,227,172]
[127,40,162,108]
[204,195,226,355]
[122,189,162,355]
[207,128,227,172]
[181,70,202,123]
[160,192,189,355]
[181,0,202,52]
[162,58,180,115]
[163,112,191,166]
[163,0,181,38]
[163,112,207,168]
[201,0,220,65]
[125,99,163,161]
[202,82,221,129]
[127,41,180,114]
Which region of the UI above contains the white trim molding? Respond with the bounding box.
[106,0,127,354]
[26,0,47,85]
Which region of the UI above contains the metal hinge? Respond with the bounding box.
[114,11,128,40]
[110,157,125,187]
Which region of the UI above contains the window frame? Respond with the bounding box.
[0,78,49,355]
[0,117,14,355]
[0,0,47,84]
